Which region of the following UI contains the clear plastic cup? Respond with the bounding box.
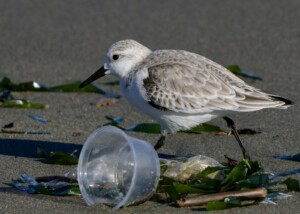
[77,126,160,209]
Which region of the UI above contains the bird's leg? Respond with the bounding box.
[154,130,167,151]
[154,135,165,150]
[223,116,251,160]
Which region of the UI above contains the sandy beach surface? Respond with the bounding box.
[0,1,299,213]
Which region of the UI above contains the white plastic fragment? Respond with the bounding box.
[162,155,223,182]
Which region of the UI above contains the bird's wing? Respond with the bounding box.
[141,58,287,114]
[142,62,243,113]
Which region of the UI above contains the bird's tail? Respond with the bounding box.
[269,95,293,109]
[235,92,293,112]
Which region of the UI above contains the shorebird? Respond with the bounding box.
[79,40,292,154]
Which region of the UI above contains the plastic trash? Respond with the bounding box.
[77,126,160,209]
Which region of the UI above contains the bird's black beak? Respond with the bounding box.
[79,66,107,88]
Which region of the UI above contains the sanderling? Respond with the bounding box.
[80,40,292,150]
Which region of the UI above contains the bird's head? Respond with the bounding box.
[79,40,151,88]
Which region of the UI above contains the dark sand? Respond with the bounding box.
[1,1,299,213]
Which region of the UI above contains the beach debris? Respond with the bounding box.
[269,169,300,180]
[177,188,267,208]
[273,153,300,162]
[1,97,47,109]
[29,114,49,123]
[90,98,118,107]
[183,123,222,134]
[105,116,222,134]
[2,122,14,128]
[10,154,300,211]
[0,126,50,134]
[226,65,263,81]
[161,155,223,182]
[217,128,262,136]
[0,76,121,109]
[0,76,121,98]
[11,174,80,196]
[157,157,300,210]
[237,128,262,135]
[37,147,78,165]
[0,90,47,109]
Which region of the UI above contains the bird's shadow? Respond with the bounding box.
[0,138,82,158]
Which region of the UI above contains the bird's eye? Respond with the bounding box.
[112,54,119,60]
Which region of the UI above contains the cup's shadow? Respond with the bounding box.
[0,138,82,158]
